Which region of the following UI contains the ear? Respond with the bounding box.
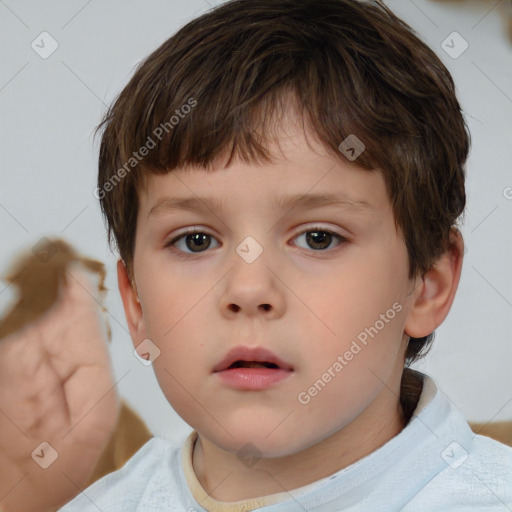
[404,227,464,338]
[117,259,148,347]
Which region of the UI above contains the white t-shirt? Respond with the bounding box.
[59,371,512,511]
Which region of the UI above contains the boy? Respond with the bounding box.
[1,0,511,510]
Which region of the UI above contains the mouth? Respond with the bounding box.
[213,346,294,373]
[213,346,294,391]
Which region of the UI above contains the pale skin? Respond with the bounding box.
[0,110,463,510]
[118,110,464,501]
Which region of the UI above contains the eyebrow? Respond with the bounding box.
[147,192,373,221]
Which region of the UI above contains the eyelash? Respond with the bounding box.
[164,226,348,257]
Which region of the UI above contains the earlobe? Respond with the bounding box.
[117,259,146,344]
[404,228,464,339]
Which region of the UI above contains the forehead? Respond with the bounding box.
[137,104,389,218]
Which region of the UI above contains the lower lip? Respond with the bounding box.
[215,368,293,390]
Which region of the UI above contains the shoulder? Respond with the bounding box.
[58,436,184,511]
[402,373,512,509]
[463,433,512,486]
[409,433,512,510]
[451,435,511,508]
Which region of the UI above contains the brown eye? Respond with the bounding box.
[294,228,346,251]
[306,231,332,250]
[184,232,212,252]
[166,229,219,254]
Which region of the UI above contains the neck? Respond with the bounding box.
[192,379,414,502]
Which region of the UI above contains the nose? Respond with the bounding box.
[219,242,285,319]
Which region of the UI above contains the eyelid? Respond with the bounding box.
[168,226,212,238]
[166,224,348,243]
[291,223,348,239]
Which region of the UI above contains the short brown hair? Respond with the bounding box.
[95,0,469,375]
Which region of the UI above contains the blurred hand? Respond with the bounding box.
[0,265,120,512]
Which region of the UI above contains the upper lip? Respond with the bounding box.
[213,346,294,372]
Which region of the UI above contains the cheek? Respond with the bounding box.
[302,252,407,367]
[308,263,400,335]
[143,285,211,371]
[137,270,192,334]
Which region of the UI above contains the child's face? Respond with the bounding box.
[127,112,419,457]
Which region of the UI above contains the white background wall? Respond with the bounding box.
[1,0,511,443]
